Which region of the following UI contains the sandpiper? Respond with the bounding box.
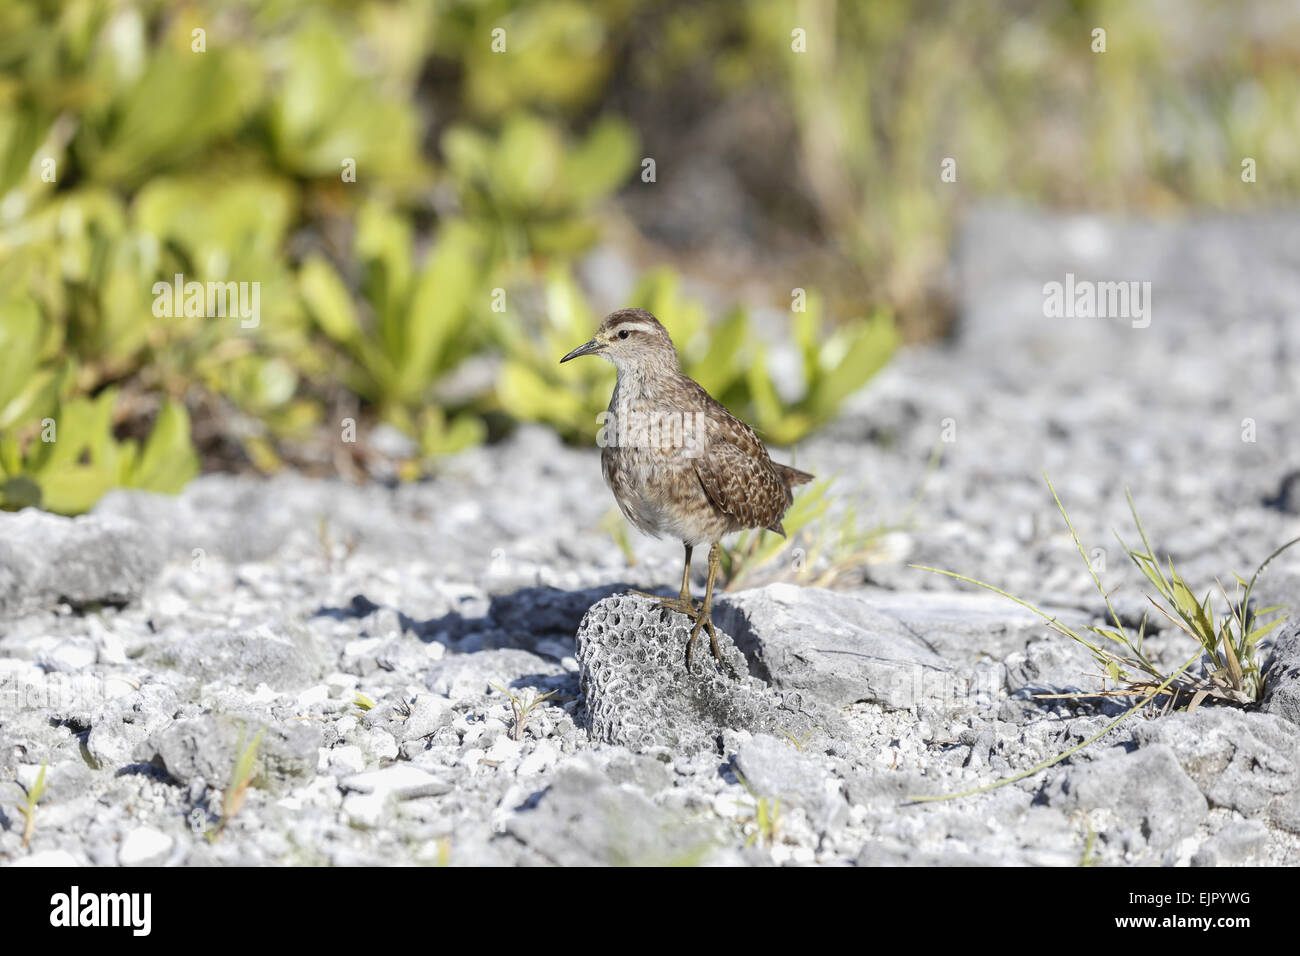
[561,307,813,671]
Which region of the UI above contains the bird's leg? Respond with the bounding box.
[626,543,698,614]
[685,542,733,675]
[677,542,694,603]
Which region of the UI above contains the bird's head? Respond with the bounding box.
[560,308,679,373]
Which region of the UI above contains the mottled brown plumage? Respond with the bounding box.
[561,307,813,672]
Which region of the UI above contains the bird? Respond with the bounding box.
[561,307,813,672]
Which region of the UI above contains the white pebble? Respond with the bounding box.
[296,685,330,709]
[119,827,174,866]
[329,745,366,774]
[366,729,398,761]
[517,740,558,775]
[484,737,522,763]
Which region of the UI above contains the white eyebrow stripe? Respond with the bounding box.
[608,322,658,335]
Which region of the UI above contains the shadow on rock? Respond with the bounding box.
[313,583,636,659]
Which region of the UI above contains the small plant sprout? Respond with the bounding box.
[748,796,782,849]
[353,692,376,716]
[489,684,558,742]
[9,762,48,849]
[778,727,816,752]
[733,771,782,849]
[1077,815,1099,867]
[210,726,266,843]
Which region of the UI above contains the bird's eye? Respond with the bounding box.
[618,330,630,340]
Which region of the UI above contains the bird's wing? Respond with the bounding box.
[683,378,792,531]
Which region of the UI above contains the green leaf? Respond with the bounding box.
[1245,615,1286,647]
[563,116,637,203]
[300,255,362,345]
[127,400,199,493]
[0,297,44,412]
[691,308,750,398]
[356,203,415,355]
[400,221,481,398]
[806,310,897,422]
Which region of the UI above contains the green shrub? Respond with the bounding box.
[299,207,490,458]
[500,270,896,447]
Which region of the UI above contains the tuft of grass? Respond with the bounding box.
[489,684,558,742]
[8,762,48,849]
[1117,491,1298,704]
[209,726,266,843]
[747,796,782,849]
[917,477,1299,708]
[907,476,1299,802]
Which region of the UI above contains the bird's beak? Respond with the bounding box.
[560,339,604,363]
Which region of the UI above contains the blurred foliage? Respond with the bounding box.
[2,0,1292,513]
[500,271,895,446]
[732,0,1300,328]
[299,205,489,457]
[444,114,637,259]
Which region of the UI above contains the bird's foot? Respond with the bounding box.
[626,588,740,679]
[685,608,741,679]
[625,588,701,616]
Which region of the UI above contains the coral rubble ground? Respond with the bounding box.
[2,208,1300,866]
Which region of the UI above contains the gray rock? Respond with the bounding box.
[1004,637,1101,696]
[1191,820,1270,866]
[855,590,1089,665]
[424,649,562,698]
[94,479,307,564]
[734,734,832,809]
[1041,745,1207,850]
[150,626,320,691]
[339,765,454,826]
[150,714,322,789]
[1132,708,1299,818]
[505,760,718,865]
[601,748,676,794]
[1268,790,1300,834]
[85,683,181,769]
[715,584,963,710]
[856,838,1005,867]
[734,734,845,832]
[1263,619,1300,727]
[0,509,162,617]
[576,594,823,755]
[339,765,452,800]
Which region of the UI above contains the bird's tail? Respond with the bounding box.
[776,463,814,488]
